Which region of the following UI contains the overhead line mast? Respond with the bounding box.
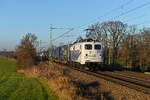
[48,25,73,64]
[49,24,52,65]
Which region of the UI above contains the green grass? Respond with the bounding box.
[0,58,58,100]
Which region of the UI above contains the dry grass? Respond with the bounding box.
[37,63,79,100]
[22,63,82,100]
[22,62,113,100]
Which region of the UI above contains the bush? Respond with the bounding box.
[16,33,38,69]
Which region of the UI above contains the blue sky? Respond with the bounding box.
[1,0,150,51]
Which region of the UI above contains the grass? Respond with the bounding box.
[0,57,58,100]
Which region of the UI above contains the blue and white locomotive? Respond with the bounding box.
[52,39,104,66]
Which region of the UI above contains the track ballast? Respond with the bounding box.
[58,63,150,95]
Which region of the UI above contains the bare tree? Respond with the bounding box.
[101,21,127,64]
[16,33,38,69]
[137,28,150,71]
[119,25,137,67]
[85,21,150,72]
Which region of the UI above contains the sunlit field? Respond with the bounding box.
[0,58,58,100]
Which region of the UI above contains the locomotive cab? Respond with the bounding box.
[80,42,103,64]
[70,40,104,65]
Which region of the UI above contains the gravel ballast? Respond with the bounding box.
[61,65,150,100]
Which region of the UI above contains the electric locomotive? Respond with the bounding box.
[52,39,104,68]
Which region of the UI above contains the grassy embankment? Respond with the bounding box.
[0,57,58,100]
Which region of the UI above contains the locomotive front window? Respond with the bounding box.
[95,44,101,50]
[85,44,92,50]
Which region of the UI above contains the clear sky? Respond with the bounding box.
[1,0,150,51]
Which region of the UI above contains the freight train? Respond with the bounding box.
[52,39,104,69]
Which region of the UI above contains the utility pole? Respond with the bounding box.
[48,25,73,65]
[49,24,52,65]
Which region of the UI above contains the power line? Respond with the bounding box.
[71,0,135,41]
[52,27,73,30]
[124,14,147,22]
[137,20,150,26]
[77,0,150,29]
[53,28,74,41]
[52,0,150,42]
[76,0,135,29]
[111,1,150,20]
[48,26,73,41]
[98,0,135,19]
[51,0,135,41]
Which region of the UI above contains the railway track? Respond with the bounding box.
[69,66,150,94]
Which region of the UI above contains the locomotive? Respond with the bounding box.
[52,39,104,69]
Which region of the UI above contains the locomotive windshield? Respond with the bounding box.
[85,44,92,50]
[94,44,101,50]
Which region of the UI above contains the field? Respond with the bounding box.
[0,58,58,100]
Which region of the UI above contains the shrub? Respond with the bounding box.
[16,33,38,69]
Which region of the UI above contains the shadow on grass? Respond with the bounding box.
[99,64,143,73]
[75,81,114,100]
[100,64,124,71]
[100,64,147,74]
[63,68,71,75]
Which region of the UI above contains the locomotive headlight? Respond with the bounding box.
[84,54,88,59]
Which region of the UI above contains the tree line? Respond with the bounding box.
[15,21,150,72]
[86,21,150,71]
